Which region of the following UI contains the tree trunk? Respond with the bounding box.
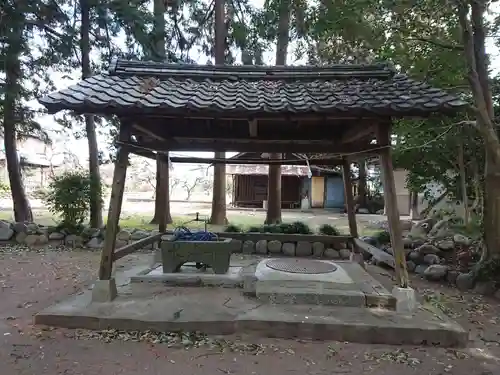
[209,0,227,225]
[4,20,32,222]
[266,0,290,225]
[81,0,102,228]
[357,159,367,208]
[149,157,172,224]
[148,0,172,225]
[265,154,282,224]
[458,1,500,260]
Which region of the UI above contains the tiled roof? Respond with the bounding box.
[39,59,468,116]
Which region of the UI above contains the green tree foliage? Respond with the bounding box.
[44,170,103,232]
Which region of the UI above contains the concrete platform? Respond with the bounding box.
[34,284,468,347]
[34,254,468,347]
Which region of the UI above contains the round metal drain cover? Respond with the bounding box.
[265,259,337,274]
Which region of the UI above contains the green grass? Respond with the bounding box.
[0,209,375,235]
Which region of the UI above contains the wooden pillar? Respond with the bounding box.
[341,157,358,238]
[265,153,282,224]
[157,153,169,232]
[98,122,130,281]
[376,124,409,288]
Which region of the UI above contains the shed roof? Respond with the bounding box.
[39,60,468,117]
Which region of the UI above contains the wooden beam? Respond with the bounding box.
[169,156,341,166]
[340,124,378,144]
[376,124,409,288]
[249,119,258,137]
[99,122,131,280]
[113,233,164,261]
[133,123,166,141]
[135,138,381,153]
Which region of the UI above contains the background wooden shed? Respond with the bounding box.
[226,153,344,210]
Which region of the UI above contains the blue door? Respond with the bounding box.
[324,176,345,208]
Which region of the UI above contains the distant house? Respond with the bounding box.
[0,135,53,190]
[226,153,345,210]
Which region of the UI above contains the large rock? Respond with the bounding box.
[408,250,421,262]
[15,232,27,244]
[65,234,84,248]
[0,221,14,241]
[86,237,104,249]
[360,236,378,247]
[428,219,453,238]
[423,253,440,265]
[453,234,472,246]
[358,207,370,214]
[456,272,475,290]
[424,264,448,281]
[447,270,459,285]
[406,260,417,272]
[414,264,428,275]
[49,231,65,240]
[37,234,49,245]
[312,242,325,257]
[339,248,351,260]
[24,234,39,246]
[324,248,340,259]
[26,223,39,235]
[131,230,149,241]
[282,242,295,256]
[255,240,268,254]
[474,281,497,296]
[267,240,282,254]
[242,240,255,254]
[296,241,312,256]
[117,230,132,241]
[12,222,27,234]
[415,244,440,255]
[436,239,455,251]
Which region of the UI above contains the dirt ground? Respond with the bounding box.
[1,246,499,375]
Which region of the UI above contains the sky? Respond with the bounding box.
[34,3,500,167]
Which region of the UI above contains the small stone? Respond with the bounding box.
[474,281,497,296]
[456,272,475,291]
[444,270,458,285]
[242,240,255,254]
[131,230,149,241]
[406,260,417,272]
[117,230,132,241]
[423,253,440,265]
[408,251,421,262]
[24,234,39,246]
[230,239,242,253]
[324,248,340,259]
[86,237,104,249]
[296,241,312,256]
[360,236,378,247]
[415,244,440,255]
[49,232,65,240]
[255,240,268,254]
[267,240,282,254]
[436,239,455,251]
[424,264,448,281]
[339,248,351,259]
[26,223,39,235]
[12,222,27,234]
[15,232,27,244]
[312,242,325,257]
[65,234,84,248]
[282,242,295,256]
[37,234,49,245]
[453,234,472,246]
[414,264,428,275]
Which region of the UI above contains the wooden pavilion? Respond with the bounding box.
[39,59,467,296]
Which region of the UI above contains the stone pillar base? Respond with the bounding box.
[91,279,118,302]
[392,286,417,313]
[349,252,365,268]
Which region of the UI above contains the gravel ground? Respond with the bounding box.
[0,246,499,375]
